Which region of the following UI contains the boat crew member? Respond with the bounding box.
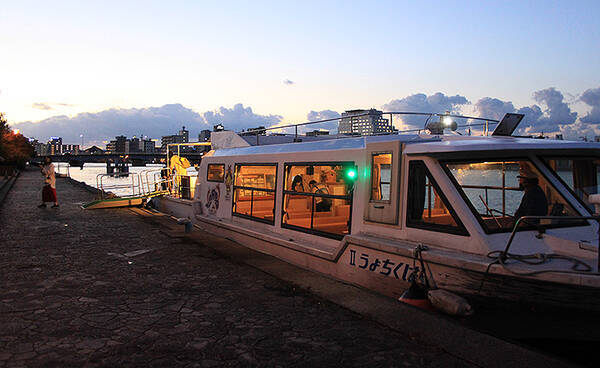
[513,165,548,224]
[309,180,332,212]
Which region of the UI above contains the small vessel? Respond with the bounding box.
[154,112,600,312]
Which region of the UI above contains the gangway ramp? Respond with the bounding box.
[82,190,169,210]
[83,170,170,209]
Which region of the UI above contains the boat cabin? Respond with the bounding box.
[193,133,600,259]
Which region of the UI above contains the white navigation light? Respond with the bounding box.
[425,113,457,135]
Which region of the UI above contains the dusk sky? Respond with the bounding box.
[2,1,600,144]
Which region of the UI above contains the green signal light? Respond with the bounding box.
[346,168,357,180]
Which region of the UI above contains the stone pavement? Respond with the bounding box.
[0,168,473,367]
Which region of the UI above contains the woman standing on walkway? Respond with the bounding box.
[38,157,59,208]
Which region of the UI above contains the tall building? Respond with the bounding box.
[338,109,392,136]
[161,126,189,150]
[61,144,80,154]
[31,140,46,156]
[141,139,155,153]
[161,134,185,148]
[127,137,141,153]
[198,129,211,142]
[106,136,127,153]
[178,126,189,143]
[48,137,62,155]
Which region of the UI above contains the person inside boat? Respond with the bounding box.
[513,165,548,225]
[309,180,332,212]
[283,175,307,220]
[291,174,305,192]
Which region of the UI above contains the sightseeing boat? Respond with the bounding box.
[154,112,600,312]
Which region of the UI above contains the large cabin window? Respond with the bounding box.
[207,164,225,182]
[406,161,468,236]
[233,164,277,224]
[542,157,600,212]
[443,159,585,233]
[282,163,354,239]
[371,153,392,201]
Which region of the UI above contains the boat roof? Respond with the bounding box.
[211,134,430,157]
[405,135,600,155]
[211,134,600,157]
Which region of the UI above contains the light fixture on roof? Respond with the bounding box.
[425,111,457,135]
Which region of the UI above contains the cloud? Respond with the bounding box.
[381,92,469,130]
[580,87,600,124]
[202,103,283,132]
[32,102,76,110]
[557,121,599,140]
[32,102,53,110]
[307,109,340,121]
[305,110,340,132]
[527,87,577,132]
[283,79,294,85]
[473,97,515,121]
[473,88,578,135]
[14,103,209,144]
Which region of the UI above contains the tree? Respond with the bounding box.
[0,112,34,168]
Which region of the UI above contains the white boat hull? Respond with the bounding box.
[190,211,600,312]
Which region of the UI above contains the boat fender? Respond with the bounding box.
[398,281,434,312]
[427,289,473,317]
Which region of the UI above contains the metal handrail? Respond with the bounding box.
[95,172,142,199]
[502,215,600,271]
[240,111,501,143]
[138,168,164,195]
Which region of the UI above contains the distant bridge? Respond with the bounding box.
[32,152,205,165]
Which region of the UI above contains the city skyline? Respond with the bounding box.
[2,1,600,143]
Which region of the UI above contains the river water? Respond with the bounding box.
[55,163,169,197]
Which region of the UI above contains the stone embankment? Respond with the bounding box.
[0,168,570,367]
[0,166,19,207]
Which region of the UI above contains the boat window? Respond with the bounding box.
[282,163,354,239]
[443,159,586,233]
[232,164,277,224]
[207,164,225,182]
[406,161,468,236]
[371,153,392,201]
[541,157,600,212]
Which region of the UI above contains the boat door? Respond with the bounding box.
[364,141,400,224]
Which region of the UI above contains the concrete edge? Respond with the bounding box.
[127,207,576,368]
[0,170,20,208]
[64,176,113,199]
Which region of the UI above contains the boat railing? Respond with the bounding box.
[239,111,501,145]
[503,215,600,271]
[95,172,142,199]
[139,168,166,196]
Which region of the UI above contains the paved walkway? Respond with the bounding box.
[0,168,471,367]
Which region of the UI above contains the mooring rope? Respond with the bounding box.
[477,251,596,294]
